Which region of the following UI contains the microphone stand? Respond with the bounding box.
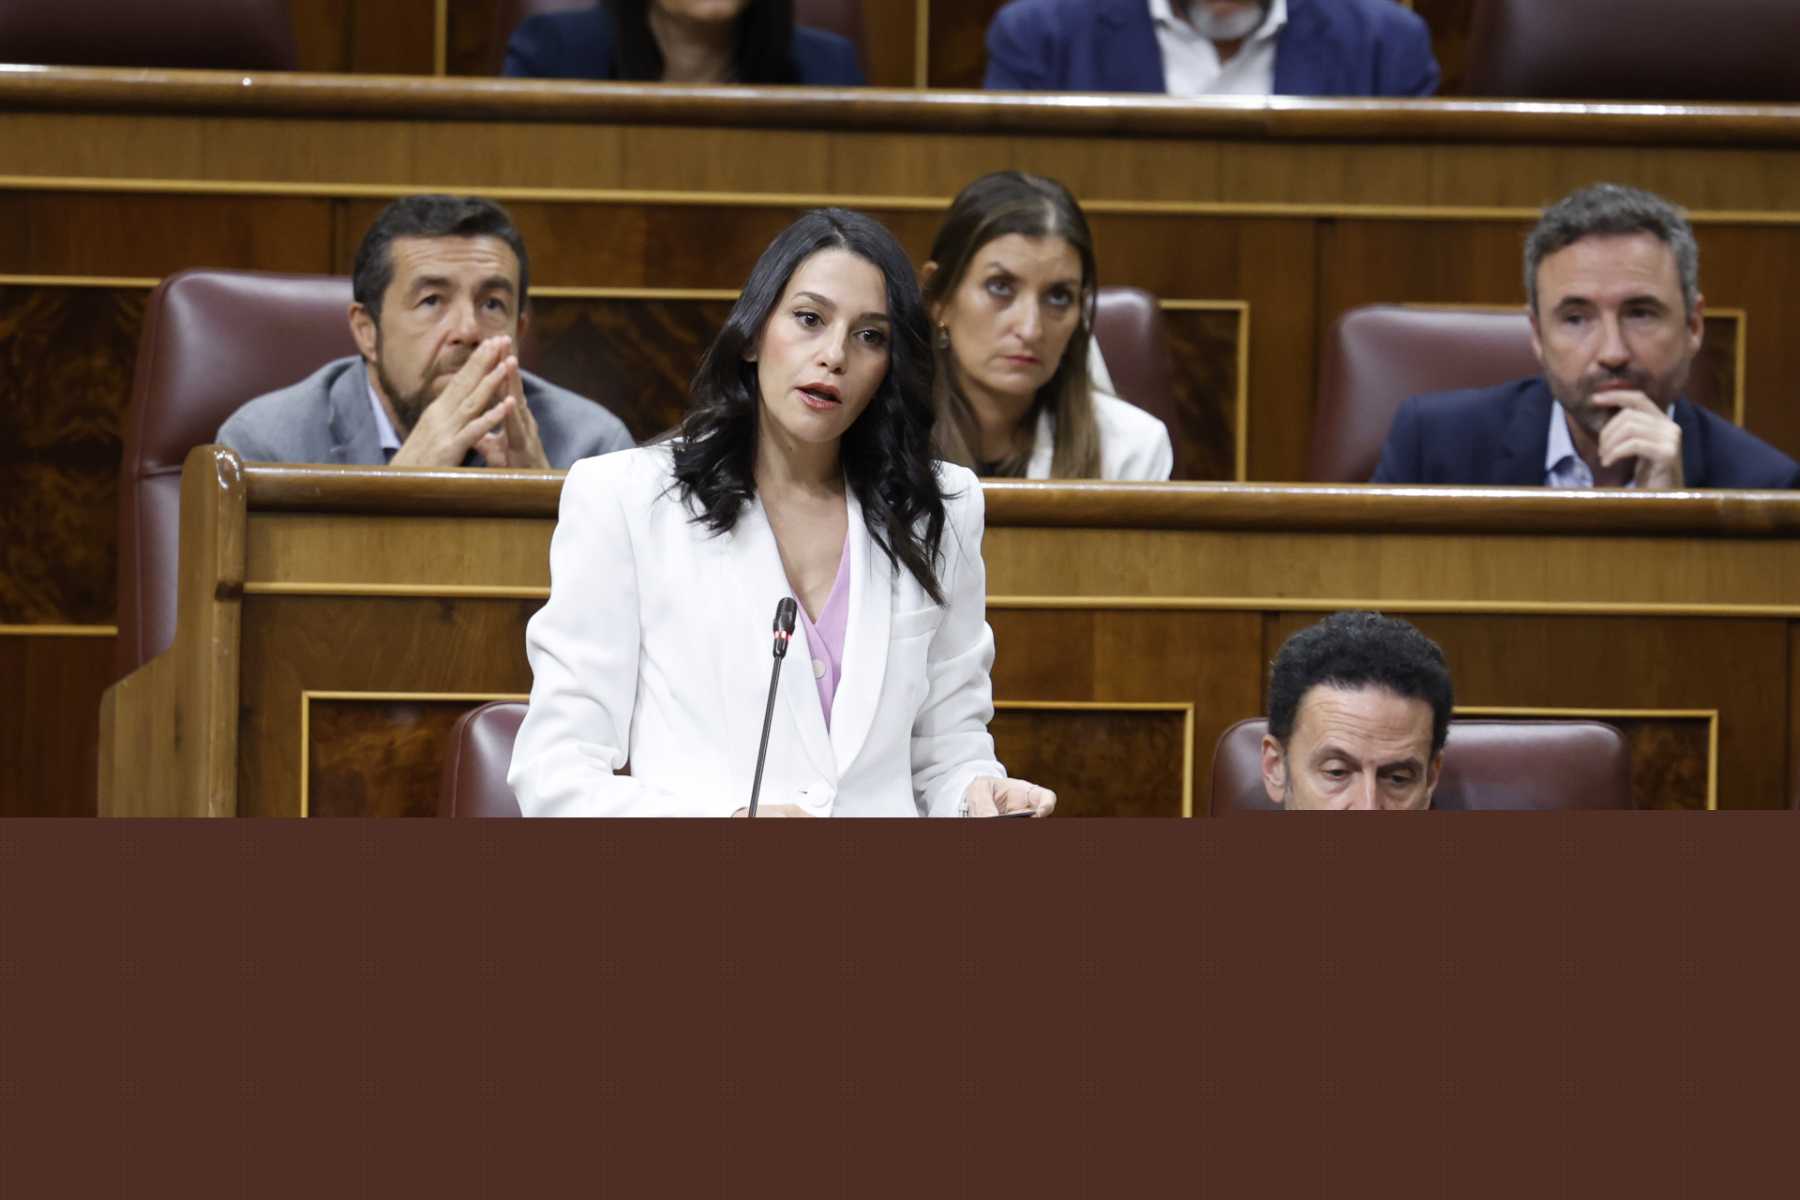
[747,597,798,817]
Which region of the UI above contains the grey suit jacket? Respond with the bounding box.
[216,356,634,467]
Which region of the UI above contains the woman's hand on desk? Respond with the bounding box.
[963,777,1057,818]
[730,804,817,818]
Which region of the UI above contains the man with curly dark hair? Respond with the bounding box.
[1261,611,1453,811]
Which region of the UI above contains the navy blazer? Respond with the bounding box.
[1370,376,1800,489]
[503,6,865,85]
[984,0,1438,96]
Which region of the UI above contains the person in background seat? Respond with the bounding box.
[218,194,632,469]
[504,0,864,85]
[922,171,1172,480]
[1261,611,1452,811]
[984,0,1437,98]
[1372,183,1800,489]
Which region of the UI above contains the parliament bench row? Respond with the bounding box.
[6,0,1798,102]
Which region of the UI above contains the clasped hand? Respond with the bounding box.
[388,335,551,469]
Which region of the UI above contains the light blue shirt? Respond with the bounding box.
[1543,400,1674,489]
[366,377,402,461]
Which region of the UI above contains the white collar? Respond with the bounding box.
[1148,0,1287,42]
[1544,400,1580,475]
[1546,398,1678,473]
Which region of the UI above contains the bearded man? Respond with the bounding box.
[982,0,1438,97]
[1372,183,1800,490]
[218,194,632,469]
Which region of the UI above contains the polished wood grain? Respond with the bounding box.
[99,448,246,817]
[443,0,506,76]
[990,707,1189,818]
[0,632,113,817]
[239,598,537,815]
[9,71,1800,146]
[0,194,333,277]
[1608,716,1712,813]
[306,697,476,818]
[1160,307,1242,481]
[1412,0,1477,96]
[980,481,1800,536]
[0,285,135,624]
[991,609,1263,819]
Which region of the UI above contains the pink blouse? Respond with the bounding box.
[791,535,852,728]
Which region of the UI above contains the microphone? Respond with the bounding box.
[747,598,799,817]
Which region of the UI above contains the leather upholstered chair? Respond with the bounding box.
[439,701,527,817]
[1311,305,1541,483]
[0,0,296,70]
[1092,285,1182,477]
[1209,718,1635,813]
[1310,303,1726,484]
[1467,0,1800,102]
[493,0,864,74]
[116,269,356,676]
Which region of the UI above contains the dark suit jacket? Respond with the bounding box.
[984,0,1438,96]
[1370,376,1800,489]
[216,356,635,468]
[503,7,865,85]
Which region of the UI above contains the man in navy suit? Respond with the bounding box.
[984,0,1438,97]
[1372,184,1800,490]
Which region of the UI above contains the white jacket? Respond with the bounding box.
[508,445,1005,817]
[1025,344,1174,480]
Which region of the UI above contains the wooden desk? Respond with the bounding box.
[15,74,1800,812]
[98,450,1800,816]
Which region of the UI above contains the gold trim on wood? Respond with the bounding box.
[1735,307,1751,427]
[913,0,929,90]
[305,689,530,704]
[299,689,528,817]
[534,285,740,301]
[1456,705,1720,811]
[245,582,549,600]
[985,596,1800,618]
[0,273,159,288]
[995,699,1196,817]
[6,174,1800,227]
[433,0,449,77]
[0,624,118,637]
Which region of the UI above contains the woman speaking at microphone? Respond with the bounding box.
[508,208,1055,818]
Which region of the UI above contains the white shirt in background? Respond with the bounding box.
[1148,0,1288,96]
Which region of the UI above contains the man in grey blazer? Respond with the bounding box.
[218,195,632,468]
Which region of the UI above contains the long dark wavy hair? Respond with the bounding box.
[604,0,799,84]
[670,208,949,603]
[923,171,1101,478]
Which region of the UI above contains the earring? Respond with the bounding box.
[934,324,950,350]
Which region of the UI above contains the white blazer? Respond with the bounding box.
[1025,391,1175,481]
[508,445,1006,817]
